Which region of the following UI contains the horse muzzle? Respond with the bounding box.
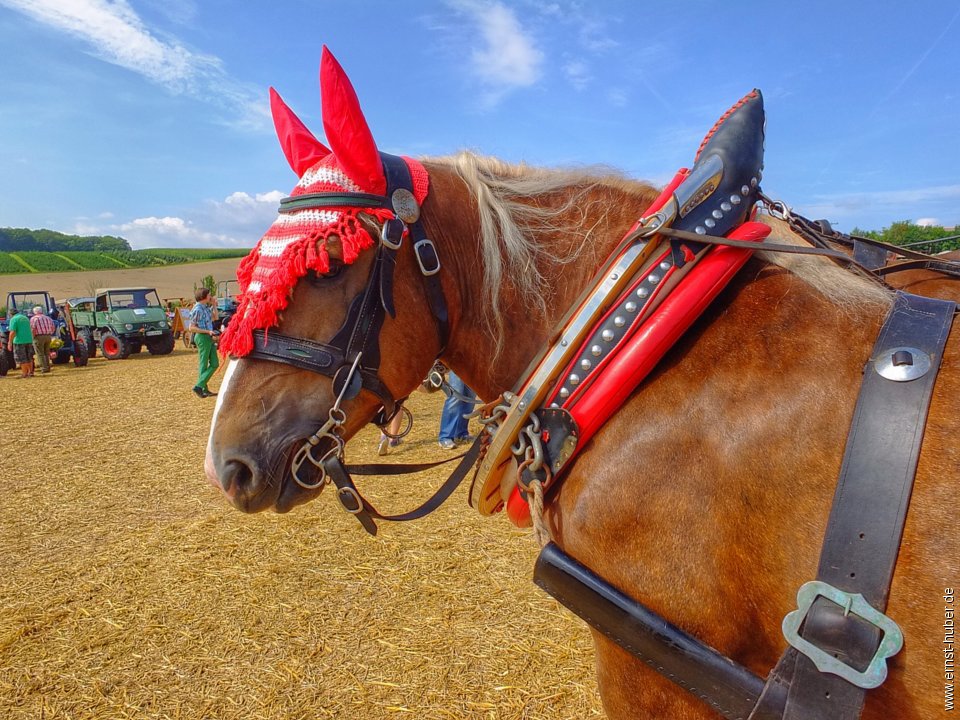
[205,440,329,514]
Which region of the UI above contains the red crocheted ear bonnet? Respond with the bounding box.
[219,47,429,357]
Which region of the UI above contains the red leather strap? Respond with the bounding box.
[506,221,771,527]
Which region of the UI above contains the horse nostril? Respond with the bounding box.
[220,459,255,495]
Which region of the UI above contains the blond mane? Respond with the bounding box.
[758,215,893,312]
[427,151,656,350]
[426,152,892,350]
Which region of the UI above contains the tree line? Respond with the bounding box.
[851,220,959,254]
[0,227,131,252]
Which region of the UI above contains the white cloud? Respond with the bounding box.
[447,0,543,104]
[792,184,960,229]
[563,60,590,91]
[804,184,960,214]
[74,189,285,249]
[916,217,940,227]
[114,216,238,249]
[0,0,267,129]
[607,88,629,108]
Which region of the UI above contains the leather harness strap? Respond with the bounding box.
[537,292,955,720]
[751,292,956,720]
[380,153,450,352]
[787,212,960,281]
[323,438,483,536]
[250,328,395,404]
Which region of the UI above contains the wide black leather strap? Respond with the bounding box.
[534,542,781,720]
[759,292,955,720]
[248,329,395,409]
[380,153,450,351]
[876,257,960,280]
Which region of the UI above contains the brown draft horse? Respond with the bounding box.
[205,55,958,719]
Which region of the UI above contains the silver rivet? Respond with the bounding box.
[695,226,706,234]
[610,273,619,281]
[580,358,592,371]
[625,301,638,312]
[613,316,625,328]
[550,402,559,408]
[568,373,580,386]
[704,218,716,229]
[559,387,570,398]
[757,169,763,181]
[712,209,723,219]
[730,194,741,205]
[591,345,602,356]
[601,329,615,342]
[741,185,750,196]
[636,287,649,299]
[518,401,525,410]
[648,274,660,285]
[750,177,758,188]
[720,201,732,212]
[659,261,671,271]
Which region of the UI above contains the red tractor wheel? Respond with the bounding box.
[100,330,130,360]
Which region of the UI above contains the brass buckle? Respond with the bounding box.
[781,580,904,689]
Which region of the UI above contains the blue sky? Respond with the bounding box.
[1,0,958,249]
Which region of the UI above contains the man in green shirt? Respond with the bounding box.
[6,307,35,378]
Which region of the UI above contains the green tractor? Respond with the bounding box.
[0,290,89,375]
[68,287,175,360]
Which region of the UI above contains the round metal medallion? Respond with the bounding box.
[874,346,931,382]
[391,188,420,224]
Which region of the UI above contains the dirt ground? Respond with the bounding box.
[0,259,243,304]
[0,347,603,719]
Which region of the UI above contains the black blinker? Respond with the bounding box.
[332,362,363,400]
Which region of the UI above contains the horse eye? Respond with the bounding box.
[320,262,343,280]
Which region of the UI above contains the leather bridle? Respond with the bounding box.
[241,152,450,490]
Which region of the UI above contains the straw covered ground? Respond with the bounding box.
[0,349,603,719]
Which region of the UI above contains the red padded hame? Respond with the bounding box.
[506,221,771,527]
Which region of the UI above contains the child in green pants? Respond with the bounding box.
[188,288,220,398]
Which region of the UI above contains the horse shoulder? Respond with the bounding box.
[547,262,953,718]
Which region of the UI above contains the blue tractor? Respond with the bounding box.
[0,291,89,375]
[214,280,239,331]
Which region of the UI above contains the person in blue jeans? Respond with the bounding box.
[438,370,476,449]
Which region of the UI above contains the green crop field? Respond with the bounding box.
[0,254,29,274]
[0,248,249,275]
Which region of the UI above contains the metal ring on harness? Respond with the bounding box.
[291,438,343,490]
[378,405,414,440]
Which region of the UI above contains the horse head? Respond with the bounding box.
[206,47,446,513]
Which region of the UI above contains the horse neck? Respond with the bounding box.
[422,160,660,400]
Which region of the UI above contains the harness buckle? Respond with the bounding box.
[414,238,441,276]
[781,580,904,689]
[381,218,406,250]
[336,486,365,514]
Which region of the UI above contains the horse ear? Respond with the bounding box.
[269,87,331,177]
[319,46,386,194]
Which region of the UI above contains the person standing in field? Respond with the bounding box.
[188,288,219,398]
[6,307,35,378]
[29,306,56,374]
[437,370,477,449]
